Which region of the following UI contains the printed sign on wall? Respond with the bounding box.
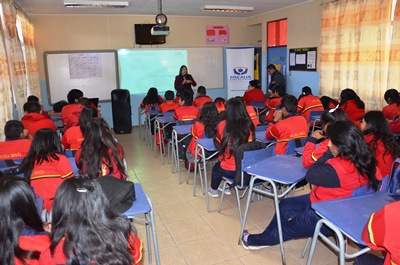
[206,25,230,45]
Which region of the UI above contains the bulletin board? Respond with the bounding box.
[289,47,317,71]
[44,50,119,105]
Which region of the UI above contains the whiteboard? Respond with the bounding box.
[44,50,119,105]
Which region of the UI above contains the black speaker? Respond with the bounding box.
[111,89,132,134]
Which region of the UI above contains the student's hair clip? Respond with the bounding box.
[77,187,89,193]
[329,104,340,113]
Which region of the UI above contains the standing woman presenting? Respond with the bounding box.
[174,65,197,97]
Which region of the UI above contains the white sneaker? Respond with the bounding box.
[218,184,232,195]
[208,188,219,198]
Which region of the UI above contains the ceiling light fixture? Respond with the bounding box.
[64,0,129,8]
[201,5,254,13]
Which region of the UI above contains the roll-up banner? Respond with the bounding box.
[226,48,254,99]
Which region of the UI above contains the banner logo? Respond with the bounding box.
[230,67,252,80]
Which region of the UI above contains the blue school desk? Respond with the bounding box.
[154,113,176,164]
[307,192,391,265]
[239,155,308,265]
[171,124,192,184]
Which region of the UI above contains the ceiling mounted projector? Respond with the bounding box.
[151,25,170,36]
[151,0,170,36]
[64,0,129,8]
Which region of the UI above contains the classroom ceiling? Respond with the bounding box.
[14,0,313,18]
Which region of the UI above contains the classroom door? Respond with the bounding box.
[267,46,287,90]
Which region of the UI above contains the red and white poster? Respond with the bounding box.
[206,25,230,45]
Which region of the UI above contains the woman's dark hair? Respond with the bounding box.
[78,106,97,135]
[326,121,380,191]
[142,87,161,106]
[339,88,365,109]
[363,110,400,161]
[21,129,63,182]
[299,86,312,99]
[384,89,400,105]
[78,118,126,179]
[199,102,219,138]
[320,96,339,110]
[0,176,45,265]
[319,108,348,128]
[50,176,135,264]
[178,65,187,76]
[220,98,255,159]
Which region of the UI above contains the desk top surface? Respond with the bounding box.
[172,124,192,135]
[312,192,391,244]
[244,155,307,184]
[155,115,175,123]
[251,101,266,109]
[255,131,275,144]
[195,138,218,151]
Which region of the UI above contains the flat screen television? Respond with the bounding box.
[134,24,166,45]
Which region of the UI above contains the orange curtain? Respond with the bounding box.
[388,2,400,91]
[320,0,393,110]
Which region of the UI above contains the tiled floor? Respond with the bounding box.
[115,127,357,265]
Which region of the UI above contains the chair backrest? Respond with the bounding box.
[64,149,76,158]
[242,146,274,169]
[286,138,307,155]
[178,119,195,125]
[352,175,390,197]
[0,158,23,169]
[308,110,324,122]
[389,158,400,194]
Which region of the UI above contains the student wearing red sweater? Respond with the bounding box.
[339,88,365,124]
[173,89,199,122]
[265,95,308,155]
[39,177,143,265]
[0,120,31,160]
[264,85,286,123]
[242,80,265,106]
[214,97,226,113]
[0,176,51,265]
[354,201,400,265]
[382,89,400,121]
[360,111,400,177]
[208,98,255,198]
[61,89,83,125]
[193,86,213,109]
[297,86,324,122]
[302,108,348,168]
[242,121,381,249]
[21,102,56,136]
[21,129,74,211]
[159,90,179,113]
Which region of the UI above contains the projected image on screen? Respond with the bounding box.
[118,49,188,95]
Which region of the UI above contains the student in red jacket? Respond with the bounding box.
[382,88,400,121]
[61,89,83,125]
[320,95,339,110]
[264,84,286,123]
[242,121,381,250]
[302,108,348,168]
[208,98,255,198]
[354,201,400,265]
[0,176,51,265]
[39,176,143,265]
[76,118,127,180]
[242,80,265,106]
[214,97,226,113]
[140,87,163,110]
[21,129,74,211]
[339,88,365,124]
[360,111,400,177]
[173,89,199,122]
[159,90,179,113]
[193,86,213,109]
[297,86,324,122]
[266,95,308,154]
[21,102,56,136]
[0,120,31,160]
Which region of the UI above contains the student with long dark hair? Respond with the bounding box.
[382,88,400,121]
[339,88,365,123]
[302,108,349,168]
[242,121,381,250]
[361,111,400,177]
[0,176,51,265]
[21,129,74,211]
[76,118,127,180]
[39,176,142,264]
[208,97,255,198]
[320,95,339,110]
[140,87,163,109]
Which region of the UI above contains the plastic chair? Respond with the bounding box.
[308,110,324,134]
[389,158,400,194]
[218,145,274,223]
[145,106,161,148]
[0,158,23,171]
[124,183,160,265]
[286,138,307,155]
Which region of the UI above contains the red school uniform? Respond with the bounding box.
[193,95,213,109]
[187,121,205,158]
[159,101,179,113]
[339,99,365,123]
[61,104,81,125]
[242,88,265,106]
[140,95,163,109]
[61,126,84,150]
[215,101,226,113]
[0,139,31,160]
[364,133,395,177]
[246,106,260,127]
[16,232,51,265]
[30,154,74,211]
[309,156,382,203]
[382,103,400,121]
[362,201,400,265]
[39,232,143,265]
[264,97,282,123]
[265,114,308,155]
[173,105,199,121]
[389,119,400,133]
[302,138,329,168]
[21,113,57,136]
[297,95,324,122]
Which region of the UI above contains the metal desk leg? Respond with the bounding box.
[193,144,199,196]
[202,145,210,212]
